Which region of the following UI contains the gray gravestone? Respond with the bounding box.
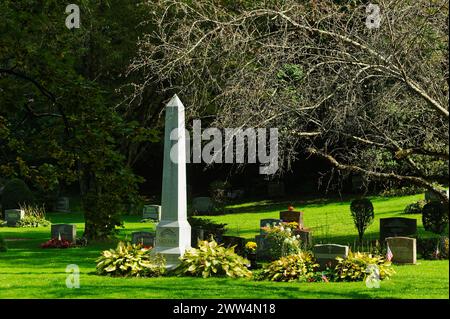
[386,237,416,264]
[294,227,313,248]
[313,244,349,269]
[380,218,417,242]
[131,231,155,247]
[280,211,304,227]
[259,218,282,235]
[5,209,25,227]
[192,197,215,214]
[51,224,76,242]
[143,205,161,220]
[255,234,272,260]
[55,197,70,213]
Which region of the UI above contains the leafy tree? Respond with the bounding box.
[350,198,375,242]
[0,0,157,239]
[129,0,449,203]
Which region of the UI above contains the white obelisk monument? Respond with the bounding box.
[154,94,191,269]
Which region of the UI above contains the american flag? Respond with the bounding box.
[386,245,393,262]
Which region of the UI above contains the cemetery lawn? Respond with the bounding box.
[0,193,448,299]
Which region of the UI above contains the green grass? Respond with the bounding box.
[0,193,448,299]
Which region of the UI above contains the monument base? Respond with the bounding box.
[153,219,191,269]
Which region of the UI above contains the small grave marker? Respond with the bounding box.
[386,237,416,264]
[313,244,349,269]
[5,209,24,227]
[143,205,161,220]
[51,224,76,242]
[131,231,155,247]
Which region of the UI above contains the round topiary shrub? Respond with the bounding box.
[1,178,35,211]
[350,198,375,242]
[422,202,449,235]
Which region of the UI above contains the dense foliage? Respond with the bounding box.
[16,204,50,228]
[96,242,166,277]
[261,222,302,260]
[177,239,252,278]
[422,202,449,235]
[0,1,158,239]
[258,252,318,282]
[418,237,449,260]
[334,252,395,282]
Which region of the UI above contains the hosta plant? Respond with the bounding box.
[96,241,166,277]
[176,239,252,278]
[334,252,395,282]
[258,251,319,282]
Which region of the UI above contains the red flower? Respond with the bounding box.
[41,238,72,249]
[288,205,294,211]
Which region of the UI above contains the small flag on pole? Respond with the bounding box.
[386,244,393,262]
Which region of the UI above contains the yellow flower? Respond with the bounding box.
[245,241,257,251]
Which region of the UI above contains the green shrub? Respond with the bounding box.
[417,237,449,260]
[334,252,395,282]
[176,239,252,278]
[16,204,50,228]
[96,241,166,277]
[261,223,302,260]
[422,202,449,235]
[350,198,375,242]
[403,200,426,214]
[0,235,7,252]
[1,178,35,212]
[258,252,319,282]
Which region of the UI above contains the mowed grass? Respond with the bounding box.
[0,193,448,299]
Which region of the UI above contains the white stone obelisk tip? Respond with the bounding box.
[167,94,183,108]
